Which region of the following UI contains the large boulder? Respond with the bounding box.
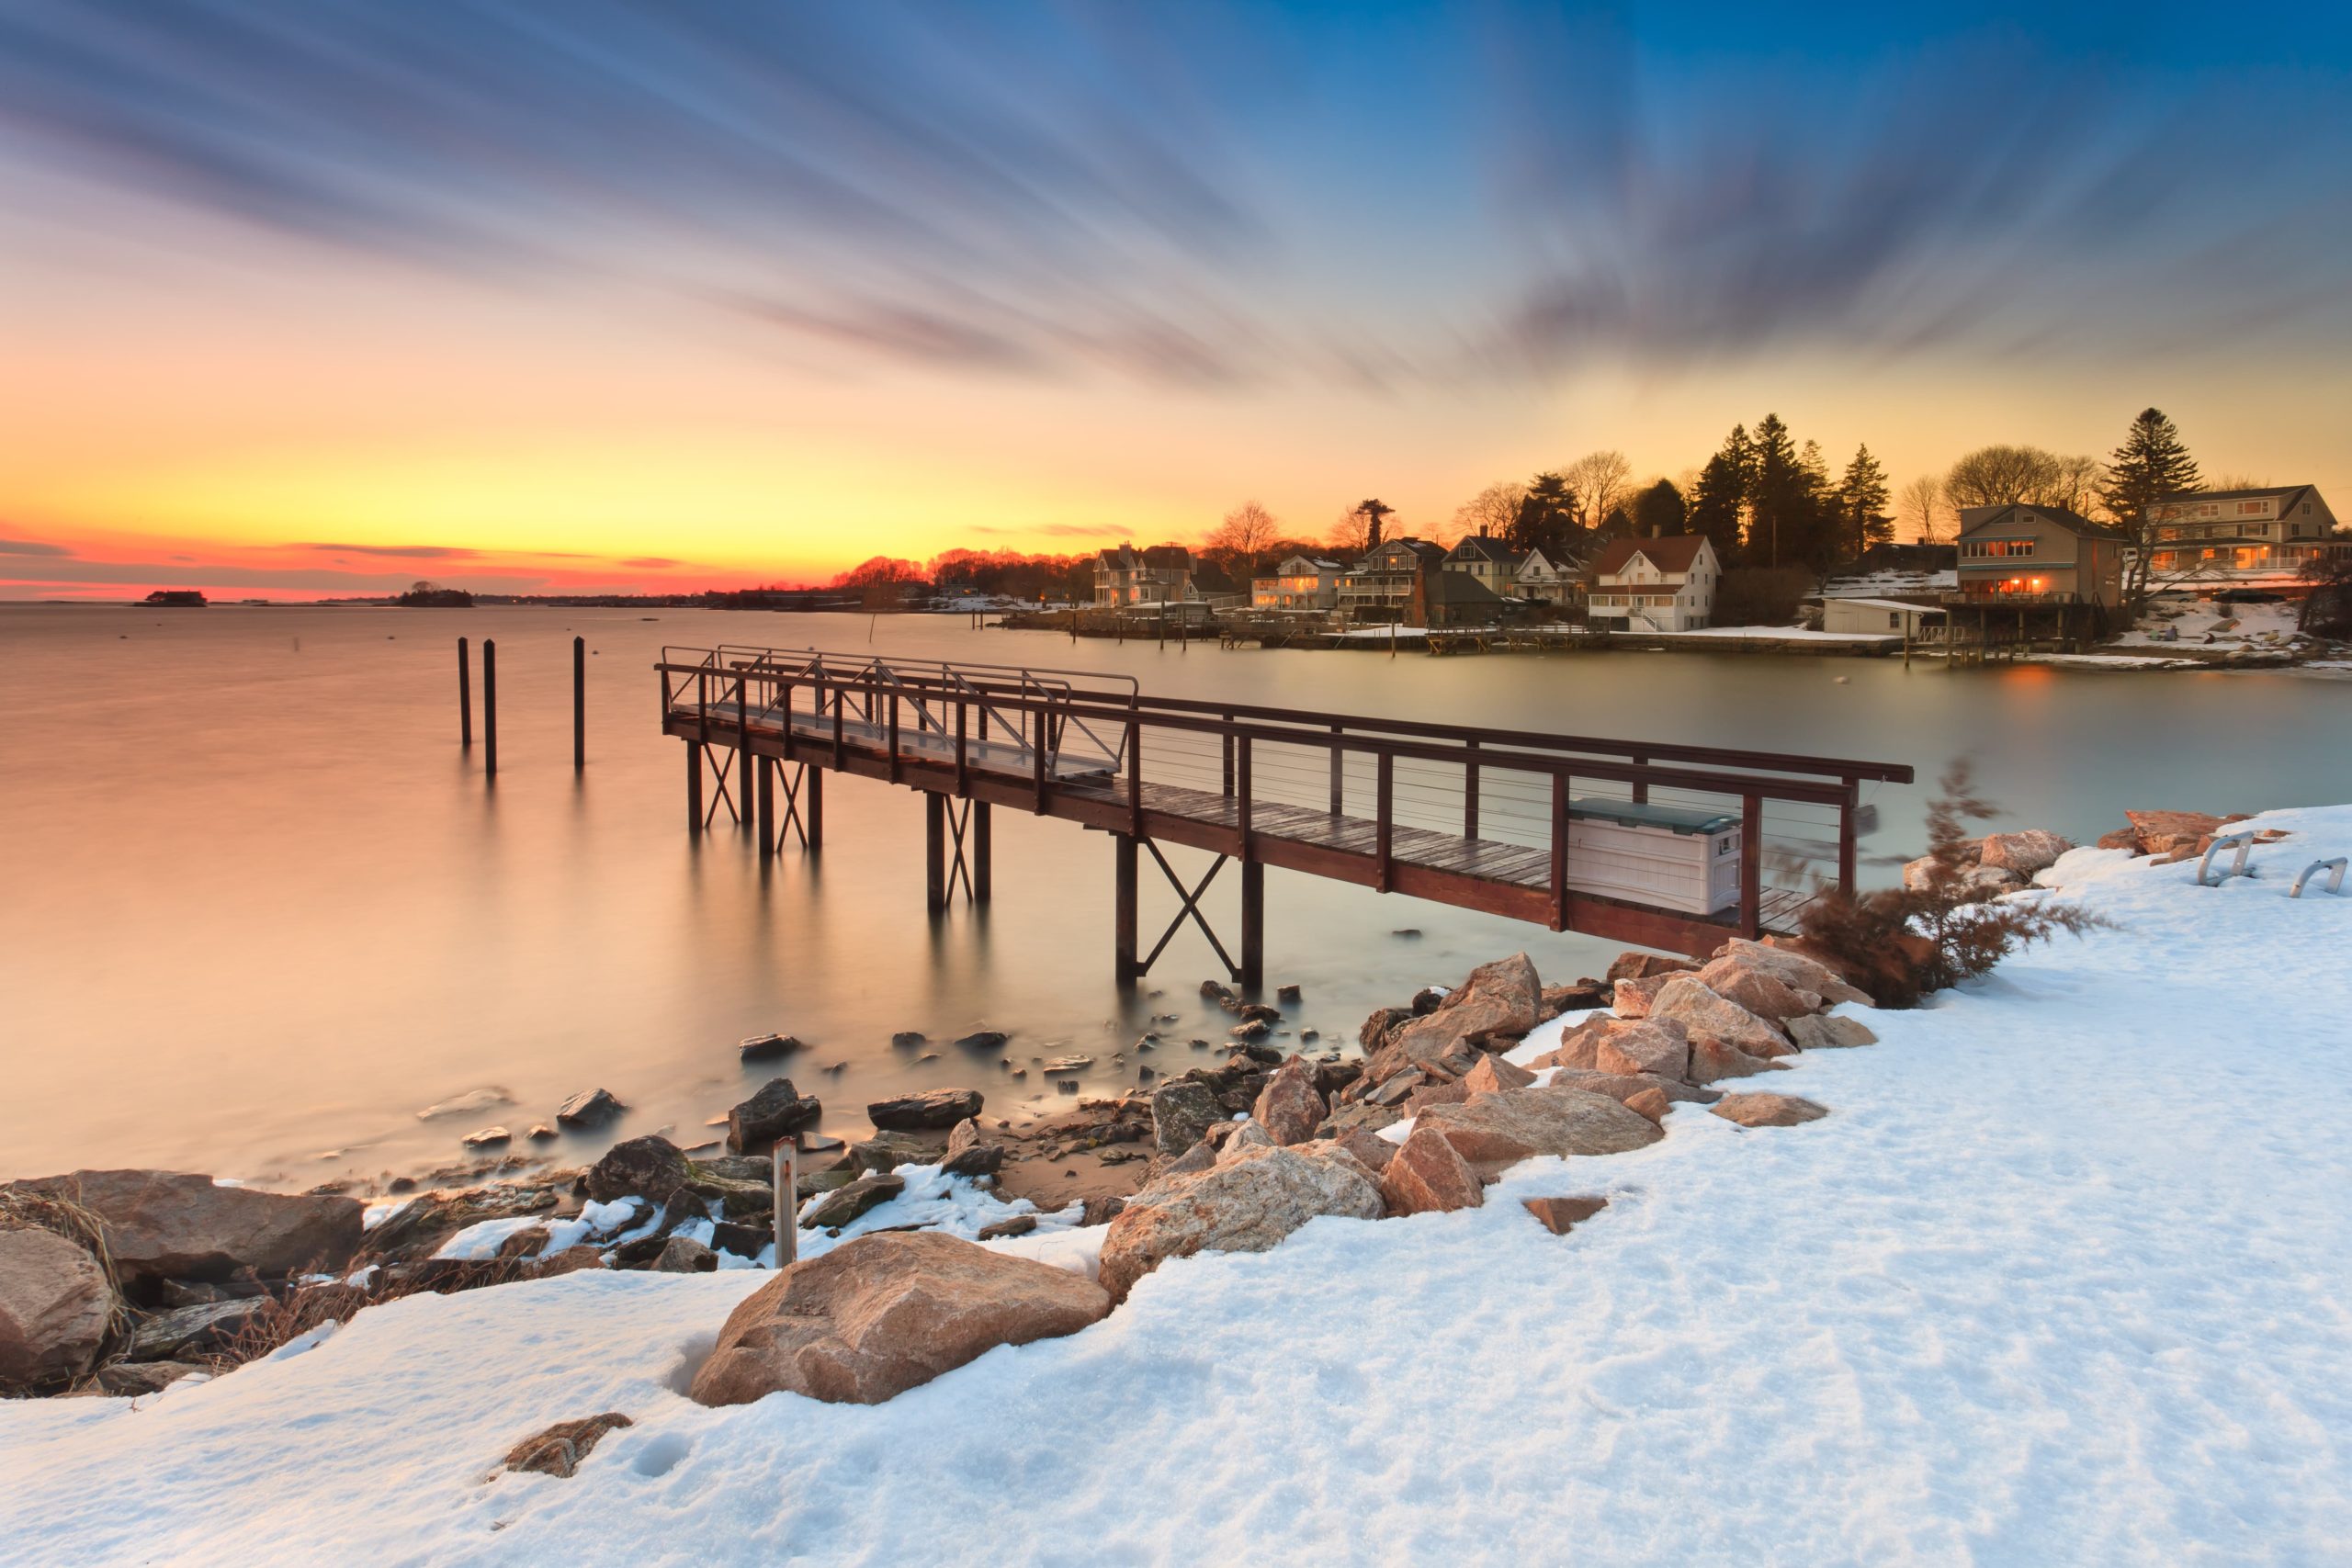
[1549,1017,1690,1080]
[1544,1068,1718,1107]
[1978,829,2074,874]
[2123,810,2222,853]
[0,1226,115,1391]
[8,1171,362,1286]
[1250,1058,1326,1146]
[1611,974,1672,1019]
[1379,1126,1484,1216]
[1686,1038,1783,1084]
[1413,1085,1662,1180]
[1605,951,1699,984]
[1434,953,1544,1033]
[1461,1055,1535,1095]
[1097,1140,1383,1302]
[1690,954,1818,1023]
[691,1232,1109,1406]
[866,1089,984,1131]
[555,1088,627,1129]
[1647,977,1792,1061]
[1148,1080,1222,1157]
[727,1078,822,1153]
[1713,939,1874,1008]
[804,1174,905,1230]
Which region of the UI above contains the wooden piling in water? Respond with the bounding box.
[457,637,472,747]
[481,638,498,778]
[772,1143,798,1267]
[572,636,585,771]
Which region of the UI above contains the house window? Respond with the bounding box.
[1888,612,1901,629]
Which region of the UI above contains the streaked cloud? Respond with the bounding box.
[302,542,480,558]
[0,537,74,557]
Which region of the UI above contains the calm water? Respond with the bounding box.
[4,604,2342,1189]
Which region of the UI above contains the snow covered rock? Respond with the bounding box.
[1097,1140,1383,1302]
[805,1174,905,1231]
[1148,1081,1221,1157]
[0,1226,113,1392]
[127,1297,267,1360]
[1979,829,2073,874]
[1521,1195,1608,1235]
[1962,864,2028,895]
[866,1089,984,1130]
[726,1077,821,1153]
[1414,1086,1662,1181]
[691,1232,1110,1406]
[1686,1038,1784,1084]
[653,1236,716,1273]
[1710,1094,1830,1129]
[1623,1088,1671,1124]
[503,1413,633,1477]
[1250,1057,1326,1145]
[6,1170,362,1286]
[1785,1014,1879,1051]
[1375,953,1545,1084]
[1647,977,1792,1061]
[1379,1127,1484,1216]
[1690,954,1818,1022]
[590,1137,772,1219]
[1543,1068,1716,1106]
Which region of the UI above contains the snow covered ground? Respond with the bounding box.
[8,807,2351,1566]
[2113,594,2312,650]
[1661,624,1899,642]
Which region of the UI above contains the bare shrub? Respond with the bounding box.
[1800,760,2111,1007]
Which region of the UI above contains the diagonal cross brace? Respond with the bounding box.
[1140,840,1238,977]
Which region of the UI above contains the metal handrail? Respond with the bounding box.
[2291,858,2346,897]
[2197,830,2257,886]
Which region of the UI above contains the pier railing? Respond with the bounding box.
[656,645,1913,944]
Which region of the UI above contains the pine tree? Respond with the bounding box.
[1686,450,1747,566]
[2101,409,2201,604]
[1509,472,1582,558]
[1632,478,1687,536]
[1835,444,1894,560]
[1747,413,1812,569]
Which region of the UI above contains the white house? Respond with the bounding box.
[1586,536,1720,632]
[1250,555,1343,612]
[1514,546,1579,606]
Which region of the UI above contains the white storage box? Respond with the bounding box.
[1565,798,1742,914]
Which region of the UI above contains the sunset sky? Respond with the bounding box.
[4,2,2349,599]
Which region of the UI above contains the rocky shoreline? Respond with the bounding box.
[2,802,2264,1412]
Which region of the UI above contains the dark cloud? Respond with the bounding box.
[301,542,481,558]
[1,2,2344,389]
[0,537,74,556]
[0,558,550,592]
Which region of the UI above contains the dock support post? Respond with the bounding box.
[686,743,704,833]
[771,1143,797,1268]
[1739,794,1763,940]
[756,755,774,858]
[807,768,824,851]
[458,637,472,747]
[1114,834,1139,986]
[482,638,498,779]
[925,792,946,911]
[973,802,992,904]
[572,636,584,771]
[1837,778,1858,896]
[1239,860,1263,990]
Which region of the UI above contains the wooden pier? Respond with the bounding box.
[655,646,1913,987]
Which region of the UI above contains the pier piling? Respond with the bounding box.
[457,637,472,747]
[572,636,585,771]
[482,638,498,778]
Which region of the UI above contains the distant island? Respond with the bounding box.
[141,590,207,607]
[393,581,475,607]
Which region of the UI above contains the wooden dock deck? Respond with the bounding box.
[656,646,1910,985]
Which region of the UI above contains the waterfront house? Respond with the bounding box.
[1250,555,1344,612]
[1822,596,1944,640]
[1408,563,1504,627]
[1513,546,1581,607]
[1948,505,2123,607]
[1337,538,1446,623]
[1442,532,1525,597]
[1585,536,1720,632]
[2138,485,2342,592]
[1093,544,1196,608]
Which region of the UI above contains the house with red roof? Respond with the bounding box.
[1586,536,1721,632]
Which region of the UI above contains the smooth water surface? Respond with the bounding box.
[3,604,2341,1187]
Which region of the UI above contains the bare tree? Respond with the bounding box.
[1204,501,1279,567]
[1328,505,1375,557]
[2047,454,2107,518]
[1945,445,2064,509]
[1897,474,1949,544]
[2202,472,2268,492]
[1451,480,1527,545]
[1563,450,1633,529]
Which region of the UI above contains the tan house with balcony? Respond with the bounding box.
[1949,505,2124,607]
[2139,485,2341,591]
[1250,555,1344,612]
[1093,544,1197,607]
[1586,536,1720,632]
[1337,537,1446,622]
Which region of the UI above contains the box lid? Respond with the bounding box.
[1568,796,1740,836]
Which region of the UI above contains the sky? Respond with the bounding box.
[4,1,2349,599]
